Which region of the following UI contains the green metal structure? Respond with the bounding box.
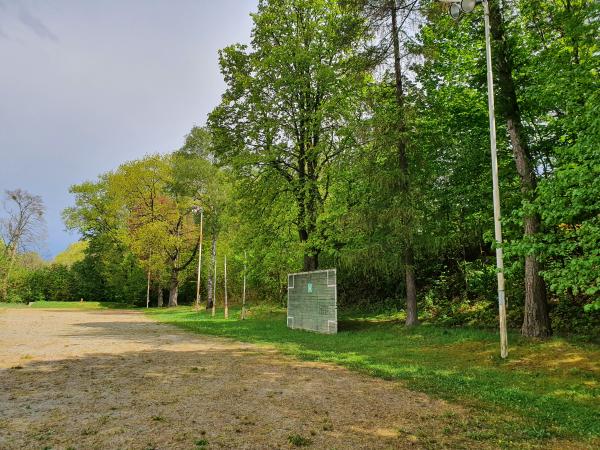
[287,269,337,334]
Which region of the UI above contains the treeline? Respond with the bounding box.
[2,0,598,337]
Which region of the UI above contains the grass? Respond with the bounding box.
[147,305,600,448]
[0,300,136,310]
[287,434,312,447]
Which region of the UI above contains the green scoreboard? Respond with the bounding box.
[287,269,337,334]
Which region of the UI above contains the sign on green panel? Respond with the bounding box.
[287,269,337,334]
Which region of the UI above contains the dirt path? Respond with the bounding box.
[0,309,479,449]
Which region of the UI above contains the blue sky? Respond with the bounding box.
[0,0,256,258]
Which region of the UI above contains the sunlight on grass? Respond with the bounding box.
[1,301,136,310]
[147,305,600,447]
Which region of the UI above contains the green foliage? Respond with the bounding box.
[534,92,600,298]
[209,0,370,270]
[512,0,600,315]
[7,0,596,336]
[59,150,233,306]
[194,438,209,448]
[287,434,312,447]
[53,241,88,267]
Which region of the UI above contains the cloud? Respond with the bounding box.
[0,1,8,39]
[18,6,58,42]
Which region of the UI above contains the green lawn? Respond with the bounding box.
[148,305,600,448]
[0,300,135,310]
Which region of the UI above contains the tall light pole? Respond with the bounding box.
[193,207,204,312]
[212,248,217,317]
[146,266,151,309]
[441,0,508,358]
[224,254,228,319]
[241,250,247,320]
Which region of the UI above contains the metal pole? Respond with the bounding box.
[483,0,508,358]
[146,269,151,309]
[224,254,228,319]
[195,210,203,312]
[242,251,247,319]
[212,249,217,317]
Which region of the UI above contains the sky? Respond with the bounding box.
[0,0,257,259]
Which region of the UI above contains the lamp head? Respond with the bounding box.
[461,0,477,13]
[449,3,461,19]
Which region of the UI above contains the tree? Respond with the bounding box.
[64,155,209,307]
[64,177,146,303]
[387,0,419,326]
[488,0,551,337]
[0,189,46,301]
[534,93,600,302]
[110,155,174,306]
[108,156,203,307]
[355,0,423,325]
[209,0,370,271]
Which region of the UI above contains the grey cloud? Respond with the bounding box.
[0,1,7,38]
[1,1,255,258]
[18,6,58,42]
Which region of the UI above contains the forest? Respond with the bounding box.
[1,0,599,338]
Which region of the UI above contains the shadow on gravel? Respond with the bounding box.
[0,343,466,450]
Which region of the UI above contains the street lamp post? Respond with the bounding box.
[241,250,247,320]
[441,0,508,358]
[193,207,204,312]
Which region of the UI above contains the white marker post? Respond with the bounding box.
[241,251,247,319]
[194,208,203,312]
[224,255,228,319]
[212,250,217,317]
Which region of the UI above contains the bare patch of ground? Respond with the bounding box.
[1,309,488,449]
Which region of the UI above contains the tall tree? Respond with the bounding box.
[65,156,204,306]
[0,189,46,301]
[111,155,171,307]
[357,0,422,325]
[389,0,418,326]
[515,0,600,321]
[209,0,370,271]
[488,0,551,337]
[110,156,201,307]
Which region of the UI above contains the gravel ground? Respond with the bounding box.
[0,308,484,449]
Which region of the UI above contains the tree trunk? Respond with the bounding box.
[489,2,551,337]
[303,253,318,272]
[168,269,178,307]
[157,284,164,307]
[207,268,214,309]
[522,250,550,337]
[298,227,319,271]
[404,248,418,326]
[390,0,418,326]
